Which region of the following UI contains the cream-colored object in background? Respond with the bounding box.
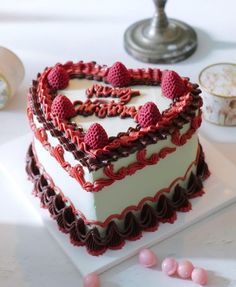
[199,63,236,126]
[0,47,25,109]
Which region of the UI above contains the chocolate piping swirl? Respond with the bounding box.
[26,143,210,256]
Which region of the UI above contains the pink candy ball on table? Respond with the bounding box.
[139,248,158,268]
[83,273,100,287]
[161,257,178,276]
[177,260,194,279]
[191,268,208,285]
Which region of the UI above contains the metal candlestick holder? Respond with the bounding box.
[124,0,197,63]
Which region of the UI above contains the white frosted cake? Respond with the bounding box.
[26,61,210,255]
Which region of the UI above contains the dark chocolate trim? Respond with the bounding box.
[26,143,210,256]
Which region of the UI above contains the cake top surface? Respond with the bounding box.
[28,61,202,171]
[62,79,171,137]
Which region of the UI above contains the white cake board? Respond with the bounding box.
[0,134,236,277]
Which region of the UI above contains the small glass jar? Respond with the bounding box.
[199,63,236,126]
[0,47,25,109]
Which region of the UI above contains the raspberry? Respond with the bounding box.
[84,123,109,149]
[138,102,161,128]
[51,94,76,120]
[47,65,69,90]
[161,70,186,100]
[107,62,131,87]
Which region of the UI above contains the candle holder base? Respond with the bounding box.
[124,18,197,64]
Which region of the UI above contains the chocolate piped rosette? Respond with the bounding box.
[26,61,210,255]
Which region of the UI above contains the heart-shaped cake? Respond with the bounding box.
[26,61,210,255]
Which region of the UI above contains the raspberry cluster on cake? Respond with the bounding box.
[26,61,210,255]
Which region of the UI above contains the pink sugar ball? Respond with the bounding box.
[161,257,178,276]
[138,248,158,268]
[177,260,194,279]
[83,272,100,287]
[191,267,208,285]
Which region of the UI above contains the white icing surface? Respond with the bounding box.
[61,79,171,137]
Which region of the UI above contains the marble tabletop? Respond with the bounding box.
[0,1,235,286]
